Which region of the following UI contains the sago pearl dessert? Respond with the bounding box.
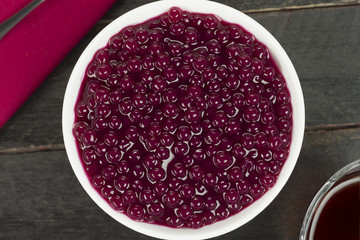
[73,7,292,228]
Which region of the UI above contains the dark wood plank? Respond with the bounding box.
[1,6,359,150]
[0,24,105,151]
[1,128,359,239]
[102,0,360,18]
[250,6,360,128]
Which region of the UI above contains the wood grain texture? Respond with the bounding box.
[1,128,359,240]
[250,6,360,128]
[101,0,360,17]
[0,24,105,151]
[1,5,359,150]
[1,2,360,240]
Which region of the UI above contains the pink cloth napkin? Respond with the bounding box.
[0,0,116,128]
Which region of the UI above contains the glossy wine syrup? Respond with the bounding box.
[311,178,360,240]
[73,7,293,228]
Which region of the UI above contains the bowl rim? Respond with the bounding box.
[62,0,305,239]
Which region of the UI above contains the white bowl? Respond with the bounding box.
[62,0,305,239]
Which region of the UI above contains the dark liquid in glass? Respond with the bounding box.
[313,179,360,240]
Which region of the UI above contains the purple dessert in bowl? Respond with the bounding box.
[62,0,305,239]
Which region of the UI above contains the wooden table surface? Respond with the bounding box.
[1,0,360,239]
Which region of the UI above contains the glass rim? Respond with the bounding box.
[299,159,360,240]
